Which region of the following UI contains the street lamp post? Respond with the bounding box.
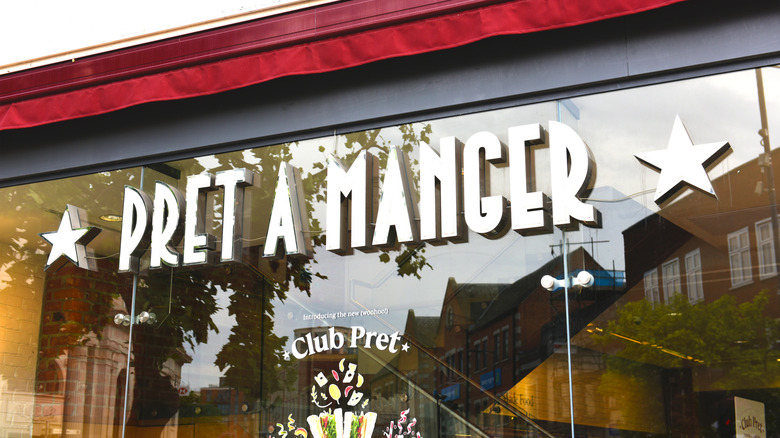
[756,68,780,293]
[541,239,595,438]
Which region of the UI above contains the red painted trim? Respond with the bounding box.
[0,0,504,104]
[0,0,686,131]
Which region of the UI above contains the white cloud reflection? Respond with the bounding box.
[179,64,780,385]
[270,65,780,350]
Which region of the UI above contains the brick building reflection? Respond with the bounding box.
[34,260,132,437]
[33,259,190,438]
[394,247,624,437]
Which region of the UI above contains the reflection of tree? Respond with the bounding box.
[4,172,132,356]
[213,267,288,398]
[595,291,780,389]
[303,123,434,278]
[4,123,437,435]
[182,140,308,410]
[0,171,144,435]
[170,122,435,419]
[130,269,219,425]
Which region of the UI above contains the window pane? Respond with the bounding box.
[4,64,780,438]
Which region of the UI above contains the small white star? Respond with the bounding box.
[40,205,101,272]
[401,343,410,352]
[283,350,291,361]
[635,115,731,204]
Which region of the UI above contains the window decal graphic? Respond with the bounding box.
[635,115,731,204]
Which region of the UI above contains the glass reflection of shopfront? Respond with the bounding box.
[1,65,779,438]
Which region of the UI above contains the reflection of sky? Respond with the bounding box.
[269,68,780,350]
[180,65,780,379]
[574,68,780,211]
[180,286,236,390]
[271,184,650,353]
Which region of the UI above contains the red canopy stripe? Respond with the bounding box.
[0,0,685,130]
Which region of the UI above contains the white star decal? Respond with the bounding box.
[40,205,101,272]
[635,115,731,204]
[401,343,410,352]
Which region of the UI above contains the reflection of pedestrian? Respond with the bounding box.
[129,367,180,424]
[126,326,181,436]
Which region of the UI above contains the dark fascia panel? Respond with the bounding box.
[1,0,779,187]
[625,0,780,75]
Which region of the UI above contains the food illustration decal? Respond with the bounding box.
[311,359,368,410]
[277,356,419,438]
[277,414,308,438]
[308,408,344,438]
[345,411,377,438]
[384,409,420,438]
[308,408,378,438]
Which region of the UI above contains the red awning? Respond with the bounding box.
[0,0,685,131]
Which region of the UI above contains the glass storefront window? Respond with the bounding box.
[1,65,779,438]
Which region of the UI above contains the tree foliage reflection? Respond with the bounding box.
[596,291,780,390]
[3,123,436,436]
[159,122,435,433]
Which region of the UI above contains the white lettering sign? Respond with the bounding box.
[68,122,601,273]
[290,326,402,360]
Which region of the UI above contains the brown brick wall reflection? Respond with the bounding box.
[0,246,45,437]
[34,259,132,438]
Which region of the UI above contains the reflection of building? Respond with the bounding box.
[399,310,439,395]
[193,377,255,437]
[2,1,780,437]
[603,147,780,435]
[619,144,780,324]
[540,147,780,436]
[0,244,45,438]
[34,262,132,438]
[398,310,439,436]
[400,248,625,436]
[33,260,192,438]
[625,145,780,313]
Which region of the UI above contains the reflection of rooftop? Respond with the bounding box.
[470,247,625,334]
[392,247,629,436]
[402,309,439,348]
[445,280,511,319]
[650,142,780,250]
[292,326,351,337]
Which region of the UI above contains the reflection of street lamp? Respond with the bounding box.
[756,68,780,293]
[540,240,595,438]
[540,270,595,292]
